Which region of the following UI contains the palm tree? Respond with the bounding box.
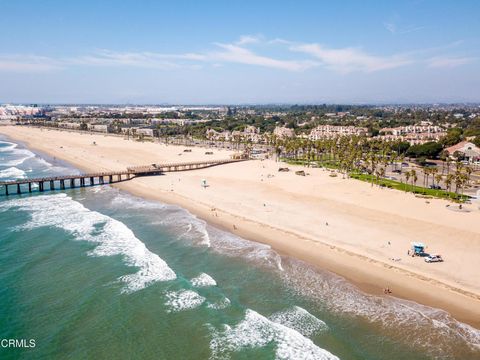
[435,174,443,196]
[465,166,473,187]
[434,173,443,189]
[405,171,411,192]
[445,174,454,196]
[454,174,463,196]
[377,167,386,186]
[430,167,438,188]
[410,169,418,192]
[412,172,418,192]
[421,167,428,188]
[439,150,449,175]
[398,154,405,174]
[367,151,377,186]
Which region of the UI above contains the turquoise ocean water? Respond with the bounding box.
[0,137,479,360]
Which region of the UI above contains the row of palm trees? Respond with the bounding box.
[266,135,473,197]
[404,168,469,196]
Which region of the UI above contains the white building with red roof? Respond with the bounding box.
[445,141,480,162]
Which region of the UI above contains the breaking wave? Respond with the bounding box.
[209,309,339,360]
[206,297,231,310]
[281,257,480,357]
[269,306,328,337]
[1,194,176,293]
[0,140,18,152]
[0,166,26,180]
[191,272,217,287]
[165,289,206,312]
[1,148,35,166]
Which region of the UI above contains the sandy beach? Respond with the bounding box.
[1,126,479,328]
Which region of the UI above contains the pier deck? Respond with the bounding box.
[0,158,245,195]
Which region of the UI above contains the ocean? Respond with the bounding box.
[0,137,479,360]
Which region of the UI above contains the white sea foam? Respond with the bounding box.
[281,258,480,356]
[112,193,285,270]
[269,306,328,337]
[0,167,26,179]
[209,309,339,360]
[0,141,18,152]
[179,219,211,246]
[34,157,73,173]
[34,157,53,168]
[111,193,168,211]
[207,226,284,271]
[111,192,212,246]
[2,148,35,166]
[165,289,205,312]
[207,297,231,310]
[84,180,479,356]
[1,194,176,293]
[191,273,217,287]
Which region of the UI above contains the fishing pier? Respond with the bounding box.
[0,158,244,196]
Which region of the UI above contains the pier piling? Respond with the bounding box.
[0,159,245,196]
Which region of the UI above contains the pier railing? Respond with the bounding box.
[0,158,246,195]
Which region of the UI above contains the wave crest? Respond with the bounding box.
[2,194,176,293]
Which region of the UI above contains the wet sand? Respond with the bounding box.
[1,126,479,328]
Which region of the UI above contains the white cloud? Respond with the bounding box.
[69,50,207,69]
[268,38,294,45]
[291,43,412,73]
[384,22,397,33]
[0,36,473,75]
[235,35,262,46]
[210,43,317,71]
[426,56,474,68]
[69,42,317,72]
[0,55,62,72]
[384,22,425,35]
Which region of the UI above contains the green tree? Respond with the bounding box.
[440,128,463,147]
[473,136,480,147]
[406,142,443,158]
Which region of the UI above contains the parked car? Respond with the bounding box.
[425,254,443,263]
[429,185,442,190]
[392,169,402,173]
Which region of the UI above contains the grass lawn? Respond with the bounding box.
[279,157,469,202]
[349,173,469,202]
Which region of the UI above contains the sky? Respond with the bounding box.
[0,0,479,104]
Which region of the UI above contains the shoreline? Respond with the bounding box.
[1,127,479,329]
[113,182,480,329]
